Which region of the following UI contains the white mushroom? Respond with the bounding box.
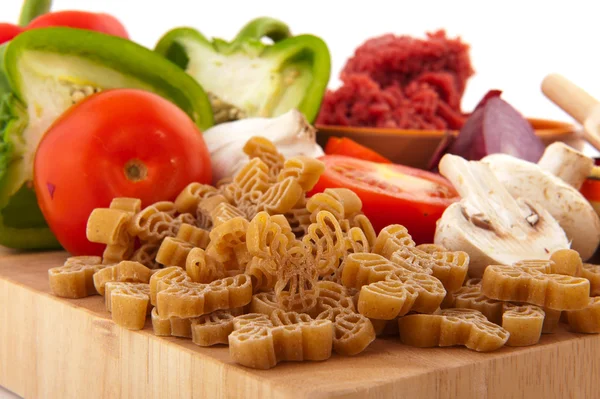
[536,142,594,190]
[434,154,569,278]
[482,143,600,260]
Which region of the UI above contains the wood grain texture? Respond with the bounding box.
[0,250,599,399]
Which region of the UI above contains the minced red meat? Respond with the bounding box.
[316,30,474,130]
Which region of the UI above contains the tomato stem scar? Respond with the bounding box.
[124,159,148,182]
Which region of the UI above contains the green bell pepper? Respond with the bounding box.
[0,27,214,250]
[155,17,331,124]
[18,0,52,26]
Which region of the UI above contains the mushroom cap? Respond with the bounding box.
[435,200,570,278]
[482,154,600,260]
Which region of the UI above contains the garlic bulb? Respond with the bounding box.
[203,109,324,183]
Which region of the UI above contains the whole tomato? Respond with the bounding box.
[27,11,129,38]
[34,89,212,256]
[0,23,24,44]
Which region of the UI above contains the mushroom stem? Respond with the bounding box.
[439,154,530,231]
[537,142,593,190]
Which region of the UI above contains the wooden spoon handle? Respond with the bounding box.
[541,73,599,123]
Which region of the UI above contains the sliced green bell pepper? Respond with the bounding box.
[155,17,331,123]
[0,27,214,250]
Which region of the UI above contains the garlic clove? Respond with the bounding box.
[203,109,324,183]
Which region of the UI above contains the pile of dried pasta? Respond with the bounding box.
[48,136,600,369]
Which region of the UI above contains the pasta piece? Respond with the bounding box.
[191,310,239,346]
[243,136,285,181]
[275,242,319,313]
[349,214,376,249]
[311,281,356,316]
[415,243,447,254]
[549,249,583,276]
[210,203,246,228]
[302,210,346,278]
[372,224,415,259]
[452,285,504,324]
[174,213,197,228]
[232,158,271,204]
[283,196,312,238]
[176,223,210,249]
[306,192,344,223]
[105,282,151,330]
[271,215,296,244]
[206,217,250,272]
[398,308,509,352]
[277,156,325,192]
[482,263,590,311]
[582,263,600,296]
[174,182,218,214]
[342,253,446,320]
[317,307,375,356]
[307,281,376,356]
[48,256,105,298]
[196,195,229,229]
[87,208,131,246]
[109,197,142,214]
[155,237,195,268]
[566,297,600,333]
[306,188,362,224]
[151,307,243,342]
[149,266,190,306]
[245,212,291,292]
[250,291,280,315]
[228,310,333,369]
[451,283,561,334]
[156,274,253,318]
[391,247,469,293]
[501,303,545,347]
[93,261,153,296]
[129,201,179,242]
[254,176,303,216]
[186,247,224,283]
[131,243,161,269]
[345,227,370,254]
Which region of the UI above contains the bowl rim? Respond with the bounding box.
[315,117,577,139]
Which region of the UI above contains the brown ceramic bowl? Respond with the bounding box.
[316,118,582,169]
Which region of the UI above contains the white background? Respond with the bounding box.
[0,2,598,397]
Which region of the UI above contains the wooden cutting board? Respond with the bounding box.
[0,250,599,399]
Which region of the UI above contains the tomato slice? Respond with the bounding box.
[324,137,392,163]
[310,155,459,244]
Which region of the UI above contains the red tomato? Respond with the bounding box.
[310,155,459,244]
[34,89,212,256]
[324,137,392,163]
[27,11,129,38]
[0,23,24,44]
